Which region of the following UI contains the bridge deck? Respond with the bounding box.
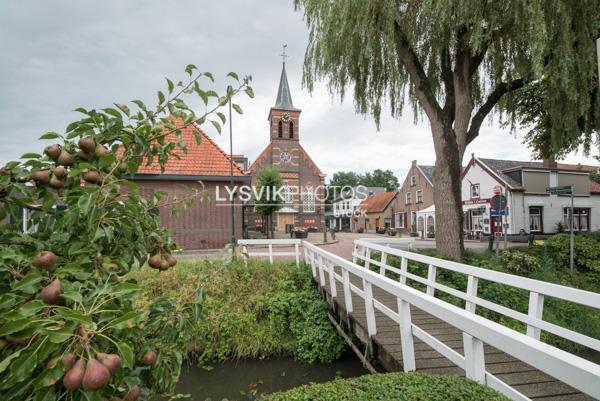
[321,268,592,401]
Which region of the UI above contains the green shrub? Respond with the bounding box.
[131,259,345,364]
[498,250,541,275]
[261,372,509,401]
[545,234,600,278]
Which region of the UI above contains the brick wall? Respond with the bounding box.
[397,162,435,234]
[134,179,243,250]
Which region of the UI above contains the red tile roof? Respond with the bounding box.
[133,118,245,177]
[359,191,397,213]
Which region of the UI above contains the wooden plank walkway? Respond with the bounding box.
[321,267,593,401]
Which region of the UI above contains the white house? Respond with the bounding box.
[461,154,600,237]
[331,186,385,231]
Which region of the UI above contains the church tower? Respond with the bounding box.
[267,62,302,173]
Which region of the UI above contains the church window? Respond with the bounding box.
[278,120,283,138]
[302,185,315,213]
[283,185,293,204]
[289,121,294,139]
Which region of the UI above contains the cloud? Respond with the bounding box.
[0,0,596,185]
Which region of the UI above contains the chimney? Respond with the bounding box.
[411,160,417,167]
[542,157,557,169]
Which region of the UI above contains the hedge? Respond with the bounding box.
[261,372,509,401]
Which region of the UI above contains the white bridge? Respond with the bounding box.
[238,238,600,400]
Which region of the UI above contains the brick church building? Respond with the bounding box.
[247,61,326,232]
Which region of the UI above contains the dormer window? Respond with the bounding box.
[278,120,283,138]
[289,121,294,139]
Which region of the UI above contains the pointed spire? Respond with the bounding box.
[273,62,297,110]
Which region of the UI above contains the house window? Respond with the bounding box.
[564,208,590,231]
[289,121,294,139]
[416,190,423,203]
[278,120,283,138]
[395,212,405,228]
[410,175,416,187]
[529,206,543,232]
[405,192,412,205]
[470,207,485,231]
[471,183,480,198]
[303,185,315,213]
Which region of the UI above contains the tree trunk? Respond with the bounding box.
[431,123,464,260]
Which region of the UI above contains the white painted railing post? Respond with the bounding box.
[268,243,273,264]
[364,247,372,270]
[398,298,416,371]
[294,243,300,268]
[399,257,408,285]
[379,251,387,276]
[363,280,377,336]
[342,268,353,313]
[328,261,338,298]
[426,264,437,296]
[463,333,486,384]
[465,275,479,313]
[527,292,545,340]
[308,249,317,279]
[352,243,359,264]
[317,254,326,287]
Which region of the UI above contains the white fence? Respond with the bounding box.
[237,239,302,268]
[303,240,600,400]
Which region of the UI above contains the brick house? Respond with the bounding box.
[356,191,399,233]
[130,119,250,250]
[395,160,435,235]
[247,61,326,232]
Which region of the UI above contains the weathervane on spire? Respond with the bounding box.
[280,44,289,64]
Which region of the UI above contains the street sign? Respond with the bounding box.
[490,209,508,217]
[546,185,572,195]
[491,194,507,211]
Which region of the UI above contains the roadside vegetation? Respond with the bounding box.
[131,259,345,365]
[369,232,600,353]
[261,372,509,401]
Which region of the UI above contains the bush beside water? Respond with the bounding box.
[261,372,509,401]
[131,259,345,365]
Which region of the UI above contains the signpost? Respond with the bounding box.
[547,185,574,273]
[490,188,508,255]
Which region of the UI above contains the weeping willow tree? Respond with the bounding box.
[294,0,600,259]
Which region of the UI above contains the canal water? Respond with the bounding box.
[164,352,367,400]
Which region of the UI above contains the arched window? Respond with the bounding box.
[289,121,294,139]
[302,185,315,213]
[278,120,283,138]
[282,185,293,204]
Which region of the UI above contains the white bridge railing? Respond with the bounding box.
[357,237,415,250]
[237,239,301,268]
[303,240,600,401]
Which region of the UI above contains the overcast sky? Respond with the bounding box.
[0,1,596,184]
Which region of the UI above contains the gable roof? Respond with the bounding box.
[132,117,245,177]
[359,191,398,213]
[417,165,435,186]
[475,157,599,192]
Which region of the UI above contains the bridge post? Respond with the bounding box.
[317,254,326,287]
[463,333,486,384]
[364,247,372,270]
[426,264,437,297]
[308,249,317,279]
[342,268,353,313]
[268,243,273,264]
[399,257,408,285]
[294,243,300,268]
[398,298,416,371]
[328,261,338,298]
[379,252,387,276]
[364,281,377,337]
[352,242,359,264]
[527,292,544,340]
[465,275,479,313]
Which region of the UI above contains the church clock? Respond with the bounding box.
[281,112,291,122]
[279,151,292,163]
